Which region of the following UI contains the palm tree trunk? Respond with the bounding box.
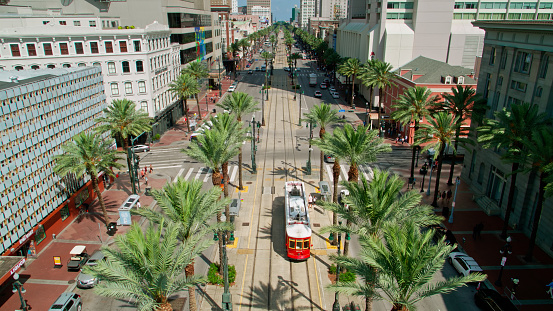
[320,150,324,182]
[90,173,109,225]
[431,146,446,207]
[377,89,383,136]
[447,130,460,185]
[524,172,547,261]
[156,303,173,311]
[331,160,340,245]
[343,165,359,256]
[222,162,229,198]
[366,296,372,311]
[122,139,133,185]
[391,304,408,311]
[409,123,419,182]
[351,75,355,107]
[185,262,197,311]
[184,99,191,132]
[195,94,202,120]
[238,147,244,190]
[501,162,519,238]
[211,169,225,274]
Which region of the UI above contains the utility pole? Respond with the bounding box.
[306,121,313,175]
[262,84,265,126]
[251,116,257,173]
[221,232,233,310]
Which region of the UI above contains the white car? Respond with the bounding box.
[331,92,340,99]
[132,145,150,153]
[329,86,336,92]
[228,85,236,92]
[448,252,484,277]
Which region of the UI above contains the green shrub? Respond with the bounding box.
[207,263,236,285]
[339,270,357,283]
[329,264,337,274]
[154,134,161,141]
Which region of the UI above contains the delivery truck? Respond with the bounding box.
[309,73,317,86]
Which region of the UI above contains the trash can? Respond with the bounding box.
[318,181,331,202]
[145,186,152,196]
[107,222,118,236]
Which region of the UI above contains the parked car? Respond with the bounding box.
[331,92,340,99]
[474,288,519,311]
[320,83,328,89]
[324,154,335,163]
[67,245,89,271]
[49,293,82,311]
[228,85,236,92]
[314,91,322,98]
[248,70,253,74]
[329,86,336,92]
[132,144,150,153]
[77,272,99,289]
[448,252,484,277]
[255,67,260,71]
[85,250,105,266]
[324,78,330,84]
[246,64,250,68]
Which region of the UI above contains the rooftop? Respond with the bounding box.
[395,56,477,85]
[0,67,93,91]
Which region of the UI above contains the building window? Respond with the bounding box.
[31,65,39,70]
[105,41,114,53]
[111,83,119,95]
[90,42,99,54]
[499,50,507,69]
[43,43,53,55]
[134,40,141,52]
[62,64,71,68]
[107,62,116,74]
[498,76,503,86]
[92,62,101,67]
[122,61,130,73]
[536,86,543,97]
[15,66,23,71]
[89,20,96,27]
[27,44,37,56]
[138,81,146,93]
[486,166,506,205]
[125,82,133,94]
[140,101,148,113]
[457,76,464,84]
[119,41,128,53]
[47,64,55,69]
[514,51,532,74]
[59,20,67,25]
[483,73,491,98]
[477,163,485,184]
[538,54,549,79]
[75,42,84,54]
[136,60,144,72]
[78,63,86,67]
[489,47,496,65]
[444,76,452,84]
[510,80,527,92]
[73,21,81,26]
[60,43,69,55]
[10,44,20,57]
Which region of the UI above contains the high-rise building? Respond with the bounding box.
[247,0,271,15]
[292,5,299,23]
[320,0,348,20]
[300,0,316,27]
[0,67,108,256]
[232,0,238,14]
[461,20,553,258]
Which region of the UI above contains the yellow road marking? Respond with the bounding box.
[236,186,248,193]
[313,256,323,308]
[227,237,239,248]
[325,238,339,250]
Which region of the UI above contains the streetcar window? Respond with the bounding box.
[303,240,310,249]
[289,239,296,249]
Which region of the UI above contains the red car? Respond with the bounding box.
[314,91,322,98]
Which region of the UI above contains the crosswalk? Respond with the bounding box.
[323,164,374,182]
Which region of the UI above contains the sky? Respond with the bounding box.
[238,0,298,22]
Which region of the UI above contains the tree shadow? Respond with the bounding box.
[240,279,293,310]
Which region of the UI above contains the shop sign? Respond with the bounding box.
[9,258,26,276]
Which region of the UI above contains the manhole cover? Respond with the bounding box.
[246,182,253,184]
[313,223,321,227]
[68,280,75,284]
[278,141,282,143]
[242,222,250,226]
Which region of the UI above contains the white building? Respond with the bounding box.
[300,0,317,28]
[320,0,349,20]
[251,5,271,27]
[0,17,180,119]
[232,0,238,14]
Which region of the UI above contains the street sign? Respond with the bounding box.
[339,109,345,112]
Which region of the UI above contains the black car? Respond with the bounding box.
[474,288,519,311]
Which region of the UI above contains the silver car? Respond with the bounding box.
[85,250,105,266]
[49,292,82,311]
[132,144,150,153]
[77,272,98,289]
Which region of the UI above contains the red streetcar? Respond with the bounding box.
[284,181,312,260]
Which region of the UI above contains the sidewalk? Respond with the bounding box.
[386,140,553,311]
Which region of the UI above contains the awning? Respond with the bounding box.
[209,68,227,79]
[70,245,87,255]
[0,256,26,285]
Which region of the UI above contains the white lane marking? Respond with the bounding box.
[325,164,333,182]
[145,165,182,170]
[173,168,185,183]
[203,168,213,182]
[195,167,205,180]
[230,166,238,182]
[341,165,348,181]
[184,168,194,181]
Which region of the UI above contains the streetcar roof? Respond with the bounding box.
[286,224,311,239]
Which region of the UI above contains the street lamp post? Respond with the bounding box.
[12,273,27,311]
[129,131,148,194]
[420,164,428,193]
[495,236,513,287]
[218,57,222,97]
[251,116,257,173]
[306,121,313,175]
[426,160,435,196]
[298,90,303,126]
[448,177,461,223]
[261,84,265,126]
[330,222,342,311]
[221,230,234,311]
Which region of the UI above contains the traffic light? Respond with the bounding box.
[134,155,140,167]
[213,232,219,241]
[329,232,334,241]
[346,233,351,240]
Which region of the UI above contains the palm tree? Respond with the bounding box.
[54,132,124,225]
[320,170,441,311]
[362,60,397,136]
[260,51,273,87]
[478,102,550,238]
[512,128,553,261]
[217,92,260,190]
[391,86,437,185]
[314,124,391,255]
[169,74,199,132]
[94,99,152,183]
[270,34,276,53]
[332,220,486,311]
[85,221,209,311]
[183,122,241,272]
[284,37,294,52]
[229,41,241,77]
[182,61,209,118]
[133,179,230,311]
[337,58,363,108]
[303,103,345,182]
[416,112,465,207]
[440,85,487,185]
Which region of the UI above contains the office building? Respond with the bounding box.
[320,0,348,20]
[300,0,317,28]
[0,67,108,256]
[462,20,553,257]
[247,0,271,16]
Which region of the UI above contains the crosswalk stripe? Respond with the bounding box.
[173,168,185,183]
[184,168,194,181]
[230,166,238,182]
[341,166,348,181]
[195,167,205,180]
[325,164,333,181]
[203,168,212,182]
[145,165,181,169]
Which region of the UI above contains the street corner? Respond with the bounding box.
[0,282,68,311]
[58,212,139,242]
[236,186,249,193]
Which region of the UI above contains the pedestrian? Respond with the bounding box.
[401,137,405,144]
[149,164,153,174]
[441,190,447,204]
[141,170,145,179]
[446,189,453,205]
[442,205,450,220]
[308,194,313,208]
[136,201,141,209]
[144,175,148,186]
[547,280,553,298]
